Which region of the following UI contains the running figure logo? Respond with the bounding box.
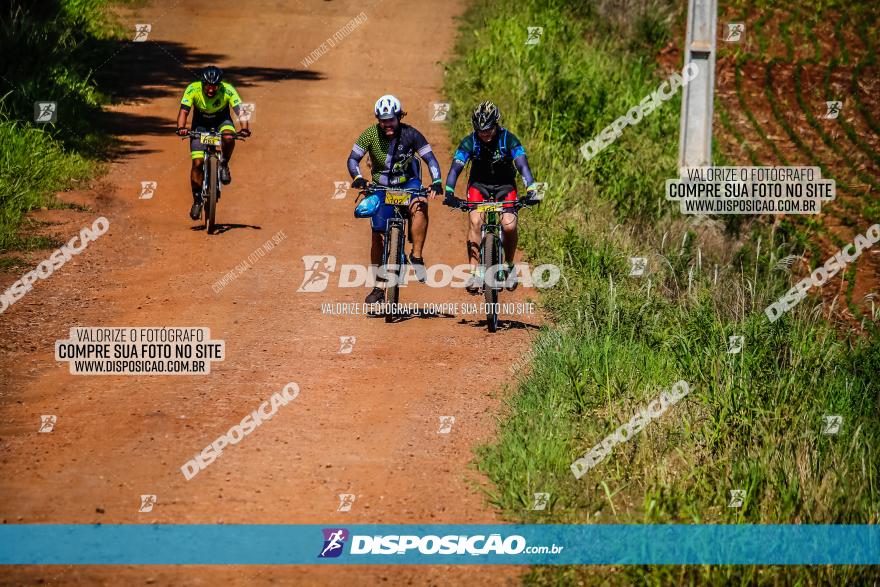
[239,103,255,122]
[822,415,842,435]
[297,255,337,292]
[133,24,151,42]
[532,492,550,511]
[432,103,450,122]
[438,416,455,434]
[318,528,349,558]
[728,489,745,508]
[34,102,57,123]
[39,415,57,433]
[822,101,842,120]
[337,494,356,512]
[724,23,745,42]
[338,336,356,354]
[140,181,157,200]
[525,27,543,45]
[332,182,348,200]
[727,335,744,354]
[628,257,647,277]
[139,494,157,512]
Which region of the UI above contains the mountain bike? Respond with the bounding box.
[184,130,245,234]
[358,183,429,323]
[444,196,535,332]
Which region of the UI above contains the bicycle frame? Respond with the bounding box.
[443,196,534,332]
[192,131,224,195]
[479,209,504,289]
[361,184,429,275]
[358,184,428,321]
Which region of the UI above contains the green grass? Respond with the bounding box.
[0,116,93,251]
[444,0,880,583]
[0,0,124,252]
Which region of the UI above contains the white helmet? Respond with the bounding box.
[374,94,402,120]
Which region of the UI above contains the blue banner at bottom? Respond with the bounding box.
[0,525,877,565]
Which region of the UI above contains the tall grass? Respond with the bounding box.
[0,0,122,251]
[444,0,879,583]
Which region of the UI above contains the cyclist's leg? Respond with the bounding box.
[466,184,488,268]
[497,185,519,266]
[219,120,236,163]
[189,155,205,220]
[366,202,389,303]
[190,127,207,194]
[405,178,428,259]
[370,196,392,266]
[218,120,236,185]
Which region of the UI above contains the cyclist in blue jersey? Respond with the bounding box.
[444,101,541,293]
[347,95,444,304]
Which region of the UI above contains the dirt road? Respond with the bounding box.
[0,0,537,583]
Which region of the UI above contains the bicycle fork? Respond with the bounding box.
[382,218,407,279]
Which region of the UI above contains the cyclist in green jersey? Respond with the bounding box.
[347,95,444,304]
[175,66,251,220]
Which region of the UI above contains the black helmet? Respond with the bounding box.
[202,66,223,85]
[472,101,500,131]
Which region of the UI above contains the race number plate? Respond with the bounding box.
[384,190,410,206]
[200,133,222,145]
[476,203,504,212]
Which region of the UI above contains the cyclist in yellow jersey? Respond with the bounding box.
[175,66,251,220]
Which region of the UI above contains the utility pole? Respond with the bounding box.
[679,0,718,172]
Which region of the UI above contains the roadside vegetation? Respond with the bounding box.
[0,0,124,251]
[444,0,879,583]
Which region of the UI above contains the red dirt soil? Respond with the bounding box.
[0,0,539,584]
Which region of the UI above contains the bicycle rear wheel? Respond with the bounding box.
[384,224,402,323]
[205,155,218,234]
[482,233,500,332]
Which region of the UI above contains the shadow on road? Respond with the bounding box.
[190,223,262,234]
[94,39,325,155]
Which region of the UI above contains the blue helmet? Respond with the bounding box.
[354,193,381,218]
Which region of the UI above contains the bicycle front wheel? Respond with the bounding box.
[205,155,218,234]
[482,233,500,333]
[384,224,402,323]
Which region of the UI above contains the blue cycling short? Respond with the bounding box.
[370,178,425,232]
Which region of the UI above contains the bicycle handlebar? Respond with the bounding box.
[441,196,536,212]
[359,183,430,196]
[181,130,247,140]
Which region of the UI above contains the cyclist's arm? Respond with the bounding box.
[177,82,198,129]
[513,154,535,187]
[418,147,442,183]
[508,133,535,187]
[445,159,466,194]
[176,108,189,129]
[231,105,249,131]
[347,146,366,180]
[444,136,472,194]
[411,129,442,183]
[225,83,249,131]
[348,128,372,181]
